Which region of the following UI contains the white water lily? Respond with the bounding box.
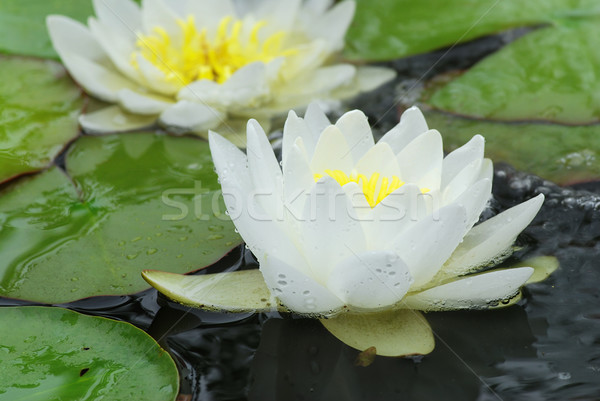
[46,0,394,136]
[207,104,545,316]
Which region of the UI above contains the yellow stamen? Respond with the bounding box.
[131,15,297,88]
[314,170,419,207]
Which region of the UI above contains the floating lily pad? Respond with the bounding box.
[424,109,600,185]
[0,306,178,401]
[345,0,598,61]
[0,133,241,303]
[320,309,435,357]
[428,19,600,124]
[0,0,93,58]
[0,56,83,183]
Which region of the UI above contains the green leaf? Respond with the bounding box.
[0,0,94,58]
[0,133,241,303]
[345,0,599,61]
[423,109,600,185]
[320,309,435,357]
[142,269,276,312]
[0,306,178,401]
[428,19,600,124]
[0,56,83,183]
[521,256,559,284]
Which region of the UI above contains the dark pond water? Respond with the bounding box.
[2,29,600,401]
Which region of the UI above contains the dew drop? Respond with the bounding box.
[208,234,224,240]
[208,225,223,232]
[131,236,142,242]
[147,248,158,255]
[179,236,188,241]
[126,253,139,260]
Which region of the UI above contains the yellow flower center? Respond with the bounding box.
[314,169,429,208]
[132,15,295,87]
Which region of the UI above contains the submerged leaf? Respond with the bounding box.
[0,306,178,401]
[142,269,275,312]
[320,309,435,357]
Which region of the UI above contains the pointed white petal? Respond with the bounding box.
[442,158,483,204]
[187,0,235,30]
[300,177,366,282]
[353,142,400,178]
[133,54,180,95]
[304,101,331,141]
[141,0,180,37]
[379,106,428,154]
[46,15,105,62]
[251,0,301,33]
[354,66,396,92]
[403,267,533,311]
[117,88,173,115]
[278,64,356,97]
[283,138,314,218]
[310,125,353,173]
[305,0,355,51]
[79,106,156,135]
[334,110,374,164]
[450,178,492,232]
[443,194,545,276]
[303,0,334,15]
[159,101,224,133]
[93,0,141,38]
[282,110,315,162]
[442,134,485,188]
[396,129,443,190]
[261,255,344,315]
[391,204,467,287]
[327,251,412,309]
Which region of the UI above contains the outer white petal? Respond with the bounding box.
[282,110,314,162]
[283,138,314,218]
[403,267,533,311]
[246,119,283,215]
[354,66,397,92]
[79,106,156,135]
[353,142,400,178]
[443,194,545,276]
[133,54,180,95]
[46,15,105,62]
[304,101,331,142]
[303,0,334,15]
[341,182,371,220]
[442,158,483,204]
[450,178,493,232]
[310,125,353,173]
[442,134,485,189]
[117,89,173,115]
[178,62,269,107]
[300,177,366,282]
[187,0,235,31]
[249,0,301,33]
[141,0,181,37]
[159,101,224,133]
[391,204,468,287]
[327,251,413,309]
[260,255,344,315]
[396,129,443,190]
[334,110,374,164]
[304,0,355,51]
[379,106,429,154]
[93,0,141,39]
[276,64,356,99]
[280,40,329,81]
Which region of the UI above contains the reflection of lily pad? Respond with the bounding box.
[428,20,600,124]
[0,133,241,303]
[345,0,598,60]
[0,306,178,401]
[424,110,600,185]
[0,56,83,183]
[0,0,93,58]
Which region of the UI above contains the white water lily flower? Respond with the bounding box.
[46,0,394,136]
[208,104,545,316]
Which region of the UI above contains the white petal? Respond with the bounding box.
[443,194,545,276]
[442,134,485,188]
[478,158,493,182]
[93,0,141,39]
[159,101,224,133]
[283,138,314,218]
[442,158,483,204]
[353,142,400,178]
[280,40,329,81]
[403,267,533,311]
[391,204,468,287]
[141,0,181,37]
[305,0,355,51]
[341,182,371,220]
[304,101,331,140]
[334,110,374,164]
[117,88,173,115]
[354,66,396,92]
[300,177,366,282]
[250,0,301,33]
[282,110,314,162]
[303,0,334,14]
[276,64,356,98]
[260,255,344,315]
[246,119,283,215]
[310,125,353,173]
[187,0,235,30]
[379,106,429,154]
[450,178,492,232]
[396,129,443,190]
[46,15,105,62]
[133,54,180,95]
[327,251,412,309]
[79,106,156,135]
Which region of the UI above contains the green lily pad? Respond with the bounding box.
[0,306,178,401]
[0,0,93,58]
[142,269,276,312]
[424,109,600,185]
[345,0,598,61]
[0,133,241,303]
[428,19,600,124]
[320,309,435,357]
[0,56,83,183]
